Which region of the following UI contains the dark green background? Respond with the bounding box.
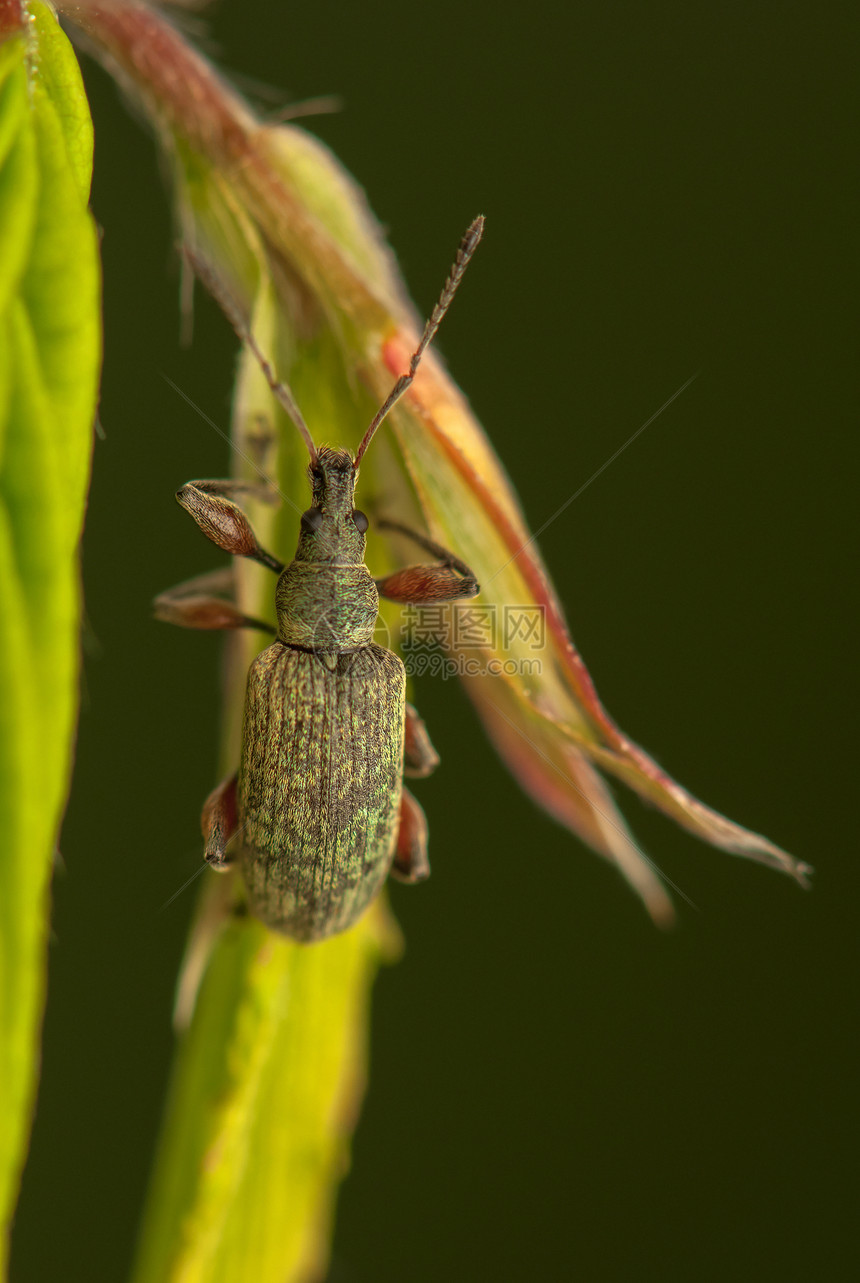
[13,1,855,1279]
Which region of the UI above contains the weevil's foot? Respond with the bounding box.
[201,773,239,871]
[403,702,440,778]
[390,852,431,884]
[391,786,431,883]
[205,851,234,873]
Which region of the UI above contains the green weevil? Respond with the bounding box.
[156,220,483,941]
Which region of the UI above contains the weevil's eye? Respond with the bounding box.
[301,507,323,533]
[351,509,369,533]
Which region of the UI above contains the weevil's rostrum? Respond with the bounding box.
[156,224,483,941]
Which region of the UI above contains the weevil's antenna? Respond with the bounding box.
[352,215,484,469]
[182,247,319,468]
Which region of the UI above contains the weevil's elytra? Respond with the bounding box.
[156,220,484,941]
[241,639,405,941]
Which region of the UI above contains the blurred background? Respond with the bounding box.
[12,1,855,1279]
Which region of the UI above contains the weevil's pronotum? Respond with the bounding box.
[156,221,483,941]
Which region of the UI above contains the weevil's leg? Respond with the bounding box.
[201,772,239,871]
[404,702,440,778]
[154,566,276,633]
[176,481,285,573]
[374,519,479,603]
[390,787,431,883]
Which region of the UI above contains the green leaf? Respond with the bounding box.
[0,5,99,1275]
[133,910,392,1283]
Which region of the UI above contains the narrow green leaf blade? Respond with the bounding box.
[132,911,391,1283]
[0,5,100,1274]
